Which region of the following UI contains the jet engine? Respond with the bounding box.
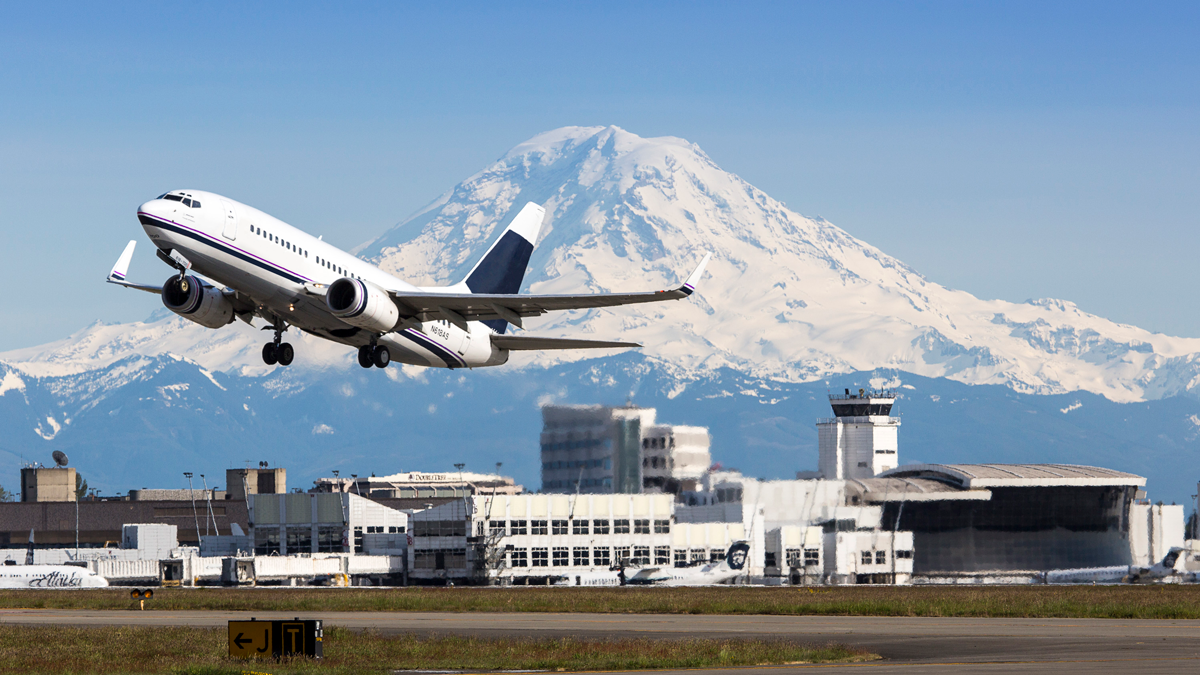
[326,277,398,333]
[161,275,235,329]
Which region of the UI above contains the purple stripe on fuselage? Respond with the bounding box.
[402,328,466,367]
[138,211,314,284]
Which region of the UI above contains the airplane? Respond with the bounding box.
[1041,547,1185,585]
[0,530,109,589]
[625,541,752,586]
[107,191,711,369]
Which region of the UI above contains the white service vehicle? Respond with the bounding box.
[108,192,709,369]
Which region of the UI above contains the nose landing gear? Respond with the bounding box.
[357,342,390,369]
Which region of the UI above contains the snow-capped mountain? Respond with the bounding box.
[359,125,1200,403]
[3,125,1200,501]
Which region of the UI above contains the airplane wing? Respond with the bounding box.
[491,336,641,350]
[387,253,711,331]
[106,240,162,294]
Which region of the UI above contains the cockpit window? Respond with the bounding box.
[183,198,193,207]
[164,194,184,202]
[192,200,201,208]
[157,193,168,199]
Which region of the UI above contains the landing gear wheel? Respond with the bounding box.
[262,343,278,366]
[357,345,374,369]
[276,342,294,366]
[372,345,391,369]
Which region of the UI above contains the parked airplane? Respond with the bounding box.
[0,531,109,589]
[626,541,752,586]
[1042,547,1185,584]
[107,191,710,369]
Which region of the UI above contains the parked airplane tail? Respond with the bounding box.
[725,541,750,571]
[460,202,545,334]
[25,529,34,565]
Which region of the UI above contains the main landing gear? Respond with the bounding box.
[262,322,294,367]
[358,344,390,369]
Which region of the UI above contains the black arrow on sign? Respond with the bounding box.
[234,633,252,650]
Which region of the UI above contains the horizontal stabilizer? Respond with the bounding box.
[491,335,641,351]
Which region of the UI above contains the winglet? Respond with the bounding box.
[109,240,137,281]
[680,252,711,296]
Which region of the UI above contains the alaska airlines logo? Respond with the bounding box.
[29,571,83,588]
[727,542,750,571]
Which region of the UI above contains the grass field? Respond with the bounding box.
[0,625,869,674]
[3,585,1200,619]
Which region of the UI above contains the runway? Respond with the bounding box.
[2,610,1198,673]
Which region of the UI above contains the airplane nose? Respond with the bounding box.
[138,199,166,228]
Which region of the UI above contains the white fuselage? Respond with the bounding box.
[137,191,505,369]
[0,564,109,589]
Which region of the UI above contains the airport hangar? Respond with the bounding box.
[848,463,1158,575]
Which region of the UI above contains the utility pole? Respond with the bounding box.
[184,472,201,546]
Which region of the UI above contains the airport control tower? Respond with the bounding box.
[817,388,900,480]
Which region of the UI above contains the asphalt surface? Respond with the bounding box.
[2,610,1198,673]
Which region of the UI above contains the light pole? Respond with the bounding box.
[201,474,219,536]
[184,472,201,546]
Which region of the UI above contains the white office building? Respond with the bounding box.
[540,404,711,494]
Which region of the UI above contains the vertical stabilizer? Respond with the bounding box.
[460,202,545,333]
[25,529,34,565]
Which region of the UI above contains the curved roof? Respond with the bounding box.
[846,477,992,502]
[877,463,1145,489]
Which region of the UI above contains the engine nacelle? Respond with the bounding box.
[326,277,398,333]
[161,275,235,329]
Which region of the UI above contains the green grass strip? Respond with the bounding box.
[0,625,869,675]
[4,585,1200,619]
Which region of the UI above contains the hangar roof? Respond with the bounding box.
[846,477,992,502]
[877,464,1145,489]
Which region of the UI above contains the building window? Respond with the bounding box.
[654,547,670,565]
[511,520,528,535]
[654,519,670,534]
[632,546,650,565]
[875,551,887,565]
[414,550,436,569]
[786,549,803,568]
[388,526,405,534]
[804,549,820,566]
[353,527,363,554]
[764,551,777,568]
[317,526,341,553]
[614,546,631,566]
[445,548,467,569]
[861,551,873,565]
[573,547,590,566]
[511,548,528,567]
[254,527,280,555]
[594,547,611,567]
[531,520,548,535]
[613,519,630,534]
[572,520,588,535]
[553,547,569,566]
[673,549,687,567]
[489,521,506,536]
[689,549,707,563]
[633,519,650,534]
[895,550,913,559]
[552,520,569,535]
[287,526,312,554]
[532,548,548,567]
[710,548,725,562]
[593,519,610,534]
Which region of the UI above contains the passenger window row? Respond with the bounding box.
[250,224,309,260]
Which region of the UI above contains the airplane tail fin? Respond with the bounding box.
[725,541,750,571]
[460,202,545,334]
[25,529,34,565]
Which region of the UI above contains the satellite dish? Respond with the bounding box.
[52,451,68,467]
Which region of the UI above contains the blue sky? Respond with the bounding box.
[1,2,1198,349]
